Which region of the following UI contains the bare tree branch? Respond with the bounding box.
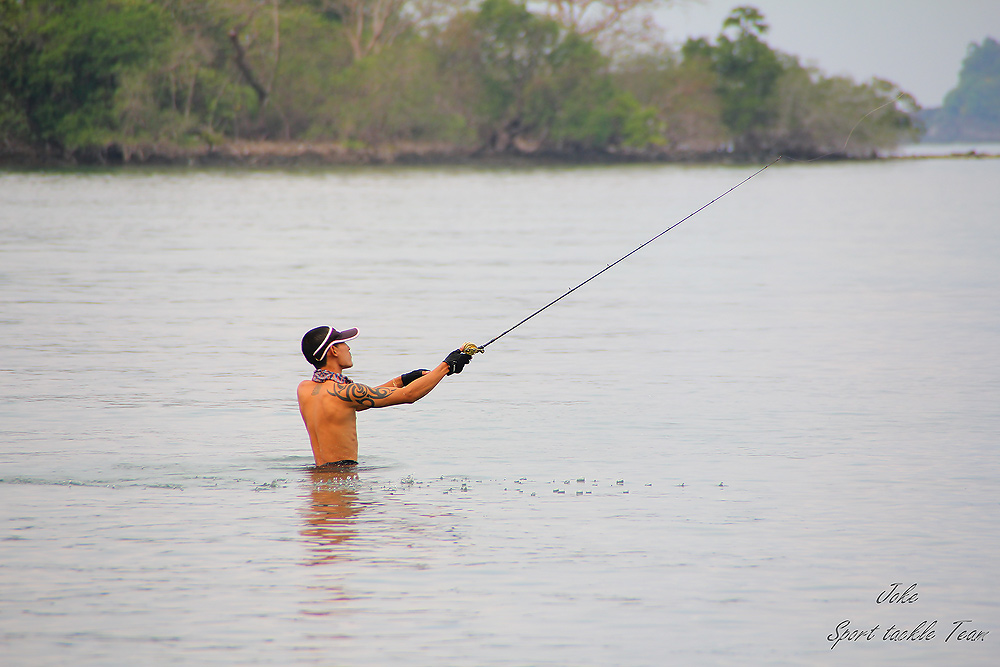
[324,0,409,61]
[228,27,269,105]
[322,0,463,62]
[531,0,679,41]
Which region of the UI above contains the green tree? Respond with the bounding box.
[942,37,1000,125]
[528,32,659,150]
[441,0,657,153]
[468,0,561,149]
[0,0,170,151]
[711,5,783,155]
[114,1,346,146]
[319,34,471,145]
[770,59,919,158]
[672,6,918,158]
[251,4,351,139]
[614,47,725,153]
[114,0,261,147]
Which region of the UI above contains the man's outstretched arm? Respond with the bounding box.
[328,363,447,409]
[329,349,473,410]
[377,369,428,389]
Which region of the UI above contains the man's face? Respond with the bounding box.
[332,342,353,369]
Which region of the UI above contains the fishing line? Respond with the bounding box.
[459,93,905,356]
[464,156,782,355]
[783,92,905,163]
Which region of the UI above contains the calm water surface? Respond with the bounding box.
[2,158,999,665]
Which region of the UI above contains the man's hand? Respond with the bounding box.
[443,349,473,375]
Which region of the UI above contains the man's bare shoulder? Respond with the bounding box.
[324,381,390,409]
[296,378,389,409]
[298,379,324,400]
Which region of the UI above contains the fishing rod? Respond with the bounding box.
[460,155,783,357]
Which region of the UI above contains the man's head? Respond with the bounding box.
[302,325,359,368]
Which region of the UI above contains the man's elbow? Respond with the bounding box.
[393,373,442,405]
[395,388,422,405]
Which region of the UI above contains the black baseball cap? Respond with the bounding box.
[302,325,359,366]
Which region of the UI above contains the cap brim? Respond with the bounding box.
[333,327,359,343]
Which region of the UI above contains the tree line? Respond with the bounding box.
[0,0,920,163]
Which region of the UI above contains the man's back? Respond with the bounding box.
[297,379,360,465]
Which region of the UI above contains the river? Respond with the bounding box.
[2,155,999,665]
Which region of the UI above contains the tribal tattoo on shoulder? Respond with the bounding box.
[328,383,394,408]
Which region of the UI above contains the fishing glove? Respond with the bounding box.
[443,350,473,375]
[400,369,428,386]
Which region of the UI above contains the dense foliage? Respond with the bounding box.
[923,37,1000,141]
[947,37,1000,123]
[665,6,918,159]
[0,1,920,162]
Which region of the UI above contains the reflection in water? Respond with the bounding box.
[301,467,364,566]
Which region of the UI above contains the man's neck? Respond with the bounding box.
[312,368,351,384]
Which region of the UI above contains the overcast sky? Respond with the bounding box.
[654,0,1000,108]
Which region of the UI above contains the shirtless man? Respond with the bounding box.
[297,325,473,467]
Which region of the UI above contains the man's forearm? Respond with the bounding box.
[397,363,450,403]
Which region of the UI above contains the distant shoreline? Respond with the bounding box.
[2,139,998,169]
